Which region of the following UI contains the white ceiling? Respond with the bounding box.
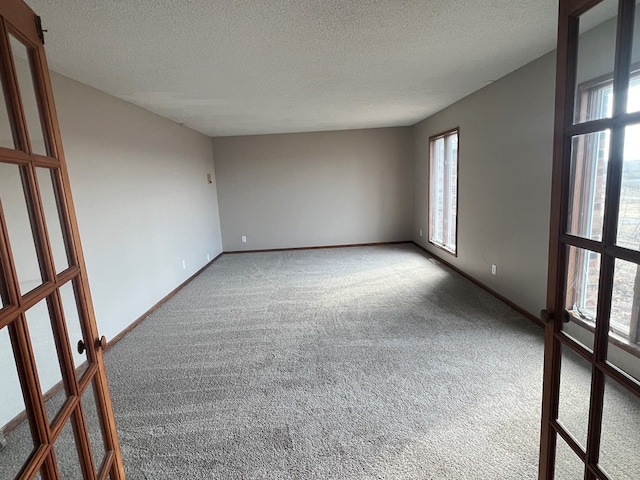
[25,0,560,137]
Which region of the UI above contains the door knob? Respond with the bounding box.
[97,335,107,350]
[540,309,554,324]
[77,339,86,354]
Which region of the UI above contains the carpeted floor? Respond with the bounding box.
[3,244,639,479]
[106,244,547,479]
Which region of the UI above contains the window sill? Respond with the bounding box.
[428,241,457,257]
[567,311,640,359]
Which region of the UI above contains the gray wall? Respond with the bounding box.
[52,72,223,341]
[413,52,557,316]
[213,128,414,251]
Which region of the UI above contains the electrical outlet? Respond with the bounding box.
[419,229,423,237]
[182,260,186,269]
[491,264,497,275]
[207,253,211,261]
[241,235,247,243]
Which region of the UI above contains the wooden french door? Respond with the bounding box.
[0,1,124,479]
[541,0,640,478]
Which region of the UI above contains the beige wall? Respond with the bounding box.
[413,52,557,316]
[51,72,223,341]
[2,71,224,426]
[213,128,414,251]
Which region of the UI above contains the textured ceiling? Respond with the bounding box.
[25,0,561,137]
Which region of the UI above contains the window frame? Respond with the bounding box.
[428,127,459,256]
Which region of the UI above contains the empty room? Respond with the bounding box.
[1,0,639,479]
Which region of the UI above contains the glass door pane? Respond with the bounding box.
[24,298,66,425]
[558,345,594,449]
[8,35,48,156]
[0,163,43,295]
[35,168,69,274]
[609,259,639,340]
[607,258,640,384]
[598,377,640,478]
[0,326,37,480]
[563,246,601,351]
[53,417,85,479]
[82,381,108,475]
[0,63,16,149]
[616,124,640,250]
[0,258,9,310]
[555,436,586,479]
[567,132,610,242]
[59,281,89,380]
[627,0,640,114]
[573,0,619,124]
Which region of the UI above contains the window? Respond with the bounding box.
[568,69,640,345]
[429,129,458,255]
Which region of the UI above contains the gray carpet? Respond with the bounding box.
[3,244,638,478]
[106,244,546,479]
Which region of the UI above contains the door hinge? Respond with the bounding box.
[35,16,47,45]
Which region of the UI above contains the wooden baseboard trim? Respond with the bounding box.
[105,252,224,352]
[1,253,224,434]
[412,242,544,328]
[2,408,27,436]
[224,241,412,254]
[2,373,69,434]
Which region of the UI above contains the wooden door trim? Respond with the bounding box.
[0,18,34,155]
[542,0,640,478]
[539,2,580,477]
[0,265,81,327]
[0,0,39,45]
[0,1,125,478]
[29,6,127,477]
